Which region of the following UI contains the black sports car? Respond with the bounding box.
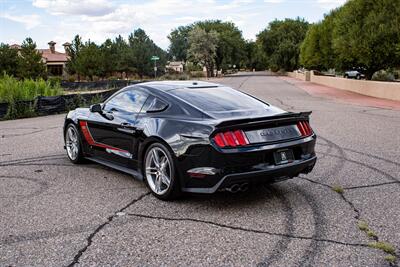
[64,81,317,199]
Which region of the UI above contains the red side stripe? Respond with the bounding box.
[79,121,128,152]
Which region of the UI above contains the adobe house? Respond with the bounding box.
[12,41,70,77]
[38,41,69,77]
[166,61,184,73]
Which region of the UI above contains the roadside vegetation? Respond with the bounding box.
[0,74,62,119]
[1,0,398,81]
[300,0,400,80]
[0,74,104,120]
[0,74,62,103]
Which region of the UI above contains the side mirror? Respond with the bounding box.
[90,103,102,113]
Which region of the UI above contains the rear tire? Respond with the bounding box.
[143,143,181,200]
[344,74,349,79]
[65,123,85,164]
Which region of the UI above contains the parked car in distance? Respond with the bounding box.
[344,70,365,79]
[63,81,317,200]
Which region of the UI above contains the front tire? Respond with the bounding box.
[65,123,84,164]
[144,143,181,200]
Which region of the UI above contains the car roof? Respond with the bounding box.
[119,80,283,120]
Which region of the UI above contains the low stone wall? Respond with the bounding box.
[287,71,307,81]
[287,71,400,101]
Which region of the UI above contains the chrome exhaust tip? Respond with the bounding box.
[239,183,249,192]
[226,184,240,193]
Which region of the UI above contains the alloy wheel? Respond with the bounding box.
[145,147,172,195]
[66,126,79,161]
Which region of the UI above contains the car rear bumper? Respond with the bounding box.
[181,155,317,194]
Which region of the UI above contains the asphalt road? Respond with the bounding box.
[1,73,399,267]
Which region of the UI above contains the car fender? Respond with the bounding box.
[138,117,214,159]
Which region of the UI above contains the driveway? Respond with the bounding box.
[1,73,399,266]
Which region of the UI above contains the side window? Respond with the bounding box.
[141,96,169,113]
[104,90,148,113]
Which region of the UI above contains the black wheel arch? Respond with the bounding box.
[63,118,76,137]
[138,136,177,168]
[138,136,186,189]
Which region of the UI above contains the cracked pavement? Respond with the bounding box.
[0,73,399,266]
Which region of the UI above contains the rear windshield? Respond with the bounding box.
[169,87,269,112]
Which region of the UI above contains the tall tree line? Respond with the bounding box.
[168,20,265,76]
[2,0,398,81]
[66,29,168,80]
[300,0,400,79]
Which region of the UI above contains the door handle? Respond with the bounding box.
[118,122,135,134]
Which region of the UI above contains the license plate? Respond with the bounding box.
[273,149,295,165]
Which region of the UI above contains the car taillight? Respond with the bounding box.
[212,130,249,148]
[296,121,313,136]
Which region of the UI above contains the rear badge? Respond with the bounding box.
[246,125,300,143]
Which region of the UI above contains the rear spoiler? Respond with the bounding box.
[215,111,312,130]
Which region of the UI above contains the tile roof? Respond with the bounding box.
[38,49,68,62]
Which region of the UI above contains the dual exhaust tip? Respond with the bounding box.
[224,183,249,193]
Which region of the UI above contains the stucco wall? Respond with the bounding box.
[287,71,400,101]
[287,71,307,81]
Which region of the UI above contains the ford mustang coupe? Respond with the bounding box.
[64,81,317,200]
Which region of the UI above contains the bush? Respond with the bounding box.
[47,76,62,87]
[372,70,395,81]
[186,62,202,72]
[190,71,206,78]
[5,100,37,119]
[161,73,190,80]
[68,76,76,82]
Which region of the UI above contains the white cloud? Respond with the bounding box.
[2,0,340,50]
[41,0,262,49]
[0,13,41,29]
[32,0,115,16]
[264,0,284,3]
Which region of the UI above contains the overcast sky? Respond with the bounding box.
[0,0,346,51]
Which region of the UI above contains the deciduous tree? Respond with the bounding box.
[187,26,219,77]
[168,26,192,61]
[196,20,246,71]
[257,18,309,71]
[332,0,400,79]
